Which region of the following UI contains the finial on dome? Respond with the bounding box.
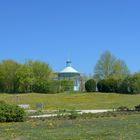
[66,59,72,67]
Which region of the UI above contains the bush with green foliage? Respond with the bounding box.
[97,79,118,92]
[85,79,96,92]
[129,73,140,94]
[118,77,130,94]
[97,78,118,93]
[33,80,50,93]
[33,80,74,93]
[68,110,78,119]
[48,80,61,93]
[33,80,61,93]
[117,106,130,111]
[135,104,140,111]
[48,80,74,93]
[97,74,140,94]
[0,101,26,122]
[119,73,140,94]
[97,79,105,92]
[60,80,74,92]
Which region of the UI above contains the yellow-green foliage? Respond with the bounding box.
[60,80,74,92]
[0,101,25,122]
[0,93,140,110]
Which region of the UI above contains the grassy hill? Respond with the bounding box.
[0,92,139,110]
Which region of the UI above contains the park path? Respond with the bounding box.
[29,109,113,118]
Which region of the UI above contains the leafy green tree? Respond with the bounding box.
[27,60,53,80]
[94,51,129,80]
[94,51,116,80]
[16,64,34,93]
[0,59,54,93]
[118,73,140,94]
[129,73,140,94]
[113,59,130,79]
[0,65,4,92]
[27,60,53,93]
[0,60,20,93]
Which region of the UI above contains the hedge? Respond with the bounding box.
[0,101,26,122]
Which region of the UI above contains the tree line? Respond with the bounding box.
[85,51,140,94]
[0,51,140,94]
[0,60,73,93]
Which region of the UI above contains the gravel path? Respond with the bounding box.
[29,109,113,118]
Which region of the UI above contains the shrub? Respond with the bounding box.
[33,80,50,93]
[0,101,26,122]
[68,110,78,119]
[118,77,131,94]
[85,79,96,92]
[60,80,74,92]
[41,80,74,93]
[129,73,140,94]
[117,106,130,111]
[118,73,140,94]
[135,104,140,111]
[97,79,105,92]
[48,80,61,93]
[97,78,118,93]
[33,80,74,94]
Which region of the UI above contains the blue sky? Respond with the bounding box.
[0,0,140,74]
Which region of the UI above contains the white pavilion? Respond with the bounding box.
[58,60,81,91]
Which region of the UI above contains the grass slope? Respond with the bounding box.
[0,92,139,110]
[0,115,140,140]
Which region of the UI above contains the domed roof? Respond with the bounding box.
[60,60,80,74]
[60,66,79,73]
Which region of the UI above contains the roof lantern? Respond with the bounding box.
[60,60,79,74]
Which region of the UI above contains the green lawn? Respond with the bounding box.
[0,92,140,110]
[0,115,140,140]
